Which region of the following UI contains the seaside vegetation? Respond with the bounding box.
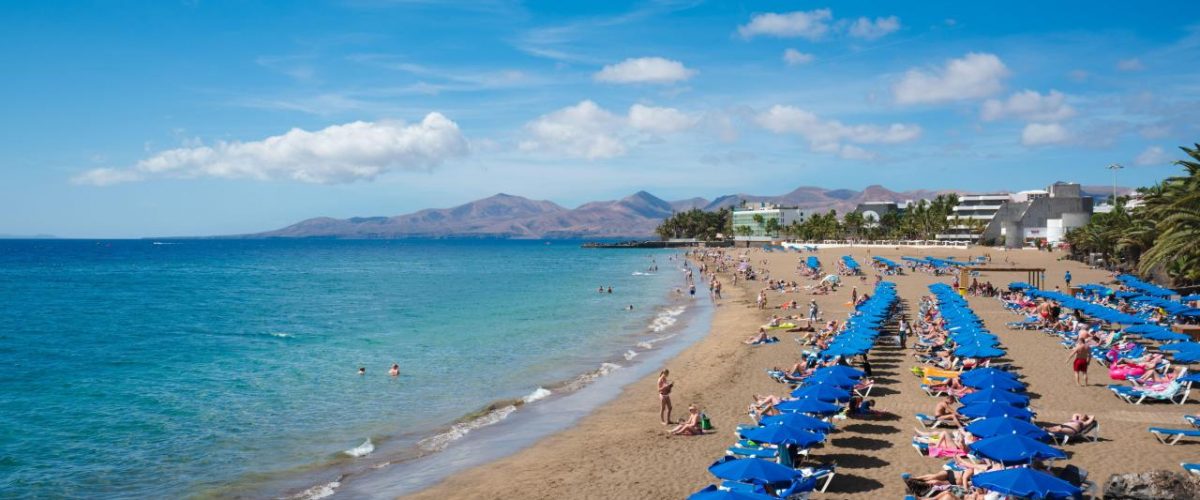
[654,194,962,241]
[1064,143,1200,285]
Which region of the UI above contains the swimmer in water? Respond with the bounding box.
[389,364,400,377]
[627,305,634,311]
[358,367,366,376]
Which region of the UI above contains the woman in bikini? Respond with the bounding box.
[658,369,674,425]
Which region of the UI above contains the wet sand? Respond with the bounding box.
[404,246,1197,499]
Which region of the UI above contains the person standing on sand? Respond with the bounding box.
[1068,339,1091,386]
[1064,270,1072,289]
[807,299,819,322]
[658,369,674,424]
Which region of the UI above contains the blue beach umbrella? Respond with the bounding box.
[709,458,800,485]
[970,467,1082,499]
[738,425,825,448]
[1160,342,1200,352]
[960,388,1030,407]
[1125,324,1169,334]
[965,417,1052,441]
[955,344,1007,358]
[961,375,1026,392]
[960,368,1018,384]
[958,403,1035,421]
[775,398,842,415]
[758,413,835,432]
[810,365,865,379]
[790,384,853,402]
[968,435,1067,465]
[1172,351,1200,364]
[800,371,858,388]
[1142,330,1191,342]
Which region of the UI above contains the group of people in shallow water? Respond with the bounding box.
[357,364,401,377]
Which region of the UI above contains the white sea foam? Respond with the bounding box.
[623,350,639,360]
[562,362,623,391]
[648,306,687,332]
[631,272,656,276]
[269,332,293,338]
[343,439,374,458]
[417,405,517,452]
[291,480,340,500]
[636,341,653,350]
[522,387,552,404]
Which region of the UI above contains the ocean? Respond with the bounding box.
[0,239,701,499]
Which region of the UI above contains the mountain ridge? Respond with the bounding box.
[246,184,1133,239]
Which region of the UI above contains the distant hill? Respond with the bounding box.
[243,183,1133,239]
[700,184,950,214]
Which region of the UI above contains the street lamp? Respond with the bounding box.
[1107,163,1124,204]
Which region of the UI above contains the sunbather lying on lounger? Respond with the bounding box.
[1045,414,1096,435]
[908,456,996,492]
[749,394,783,418]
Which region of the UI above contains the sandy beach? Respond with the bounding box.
[405,246,1198,499]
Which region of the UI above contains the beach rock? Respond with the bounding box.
[1103,470,1200,499]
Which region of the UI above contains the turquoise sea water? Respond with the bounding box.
[0,239,686,498]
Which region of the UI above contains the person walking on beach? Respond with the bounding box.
[1067,339,1091,386]
[807,300,819,322]
[658,369,674,424]
[1064,270,1072,289]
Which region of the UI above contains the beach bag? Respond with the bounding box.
[700,413,712,431]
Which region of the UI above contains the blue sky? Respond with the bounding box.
[2,0,1198,237]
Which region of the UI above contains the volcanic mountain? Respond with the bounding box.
[247,186,948,239]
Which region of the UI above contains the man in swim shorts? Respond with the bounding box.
[1067,338,1090,386]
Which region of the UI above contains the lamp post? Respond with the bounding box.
[1107,163,1124,204]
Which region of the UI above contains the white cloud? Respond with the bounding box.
[981,90,1076,122]
[893,52,1009,104]
[1134,145,1171,166]
[782,49,815,66]
[1020,123,1069,146]
[73,113,468,185]
[754,104,921,159]
[519,101,699,160]
[628,104,700,134]
[1117,58,1145,71]
[737,9,832,40]
[594,57,696,84]
[848,16,900,40]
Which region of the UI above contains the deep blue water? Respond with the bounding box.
[0,239,683,498]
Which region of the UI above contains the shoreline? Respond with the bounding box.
[399,254,773,499]
[233,259,707,500]
[331,294,716,498]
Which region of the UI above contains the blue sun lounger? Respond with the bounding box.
[1185,463,1199,476]
[1149,427,1200,445]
